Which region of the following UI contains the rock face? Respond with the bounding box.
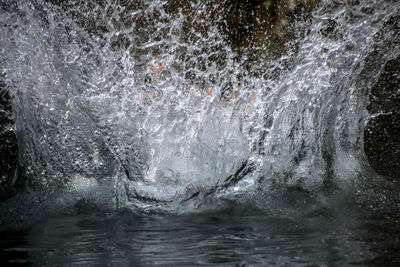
[365,56,400,178]
[0,76,18,202]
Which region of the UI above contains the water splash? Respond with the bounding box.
[1,0,399,213]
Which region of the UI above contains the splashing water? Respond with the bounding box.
[1,0,399,213]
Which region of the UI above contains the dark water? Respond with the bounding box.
[0,210,366,266]
[1,188,400,266]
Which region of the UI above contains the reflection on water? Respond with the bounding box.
[3,199,400,266]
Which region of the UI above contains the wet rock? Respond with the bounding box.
[219,0,319,59]
[365,56,400,178]
[0,77,18,202]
